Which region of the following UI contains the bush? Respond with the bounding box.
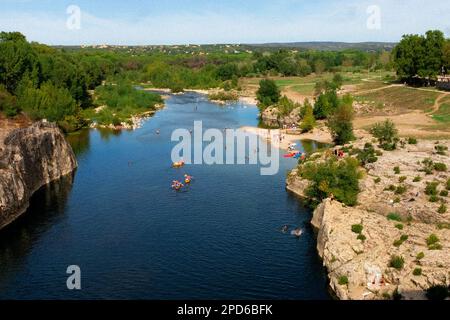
[413,176,422,182]
[374,177,381,184]
[300,100,316,133]
[413,268,422,276]
[393,235,408,247]
[425,182,439,196]
[300,157,362,207]
[390,255,405,270]
[426,285,449,300]
[327,95,355,145]
[438,204,447,214]
[429,195,439,203]
[408,137,418,145]
[447,178,450,191]
[434,145,448,155]
[399,176,407,183]
[357,234,367,241]
[426,234,441,249]
[393,166,401,174]
[440,190,448,197]
[421,158,434,175]
[351,224,363,234]
[416,252,425,260]
[370,120,398,150]
[0,84,19,117]
[395,224,404,230]
[434,162,447,172]
[338,275,349,285]
[385,185,396,192]
[395,185,407,195]
[208,91,238,102]
[256,79,280,108]
[356,144,378,166]
[387,213,402,222]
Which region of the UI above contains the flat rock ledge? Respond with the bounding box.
[0,121,78,230]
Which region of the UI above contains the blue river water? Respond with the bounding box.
[0,92,329,299]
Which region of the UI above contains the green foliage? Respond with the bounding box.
[256,79,280,108]
[389,255,405,270]
[429,195,439,203]
[395,185,407,195]
[208,91,238,102]
[434,145,448,155]
[393,30,445,81]
[370,120,398,150]
[433,162,447,172]
[0,84,18,117]
[393,235,408,247]
[413,176,422,182]
[313,89,339,119]
[300,157,362,207]
[416,252,425,260]
[374,177,381,184]
[426,285,449,301]
[393,166,401,174]
[351,224,363,234]
[440,190,448,197]
[399,176,407,183]
[407,137,418,145]
[300,100,316,133]
[425,182,439,196]
[438,203,447,214]
[17,82,77,122]
[327,94,355,145]
[357,234,367,242]
[395,224,404,230]
[413,268,422,276]
[447,178,450,191]
[387,213,402,222]
[421,158,435,175]
[338,275,349,285]
[426,234,442,250]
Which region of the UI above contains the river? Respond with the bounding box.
[0,92,329,299]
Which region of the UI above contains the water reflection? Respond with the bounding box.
[0,173,75,281]
[66,129,90,157]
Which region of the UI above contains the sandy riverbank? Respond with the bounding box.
[240,126,333,150]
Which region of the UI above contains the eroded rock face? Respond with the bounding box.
[261,107,301,128]
[0,121,77,230]
[286,135,450,300]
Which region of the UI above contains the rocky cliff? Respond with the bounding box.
[0,121,77,230]
[287,135,450,300]
[261,107,301,128]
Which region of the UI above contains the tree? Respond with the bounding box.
[370,119,399,150]
[327,94,355,145]
[256,79,280,108]
[17,82,78,122]
[300,101,315,133]
[314,89,339,119]
[0,84,18,117]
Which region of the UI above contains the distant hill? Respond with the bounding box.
[248,42,397,52]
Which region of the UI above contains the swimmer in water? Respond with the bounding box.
[281,225,289,233]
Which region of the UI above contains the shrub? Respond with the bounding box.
[440,190,448,197]
[398,176,407,183]
[426,233,440,248]
[370,120,398,150]
[374,177,381,184]
[413,268,422,276]
[413,176,422,182]
[256,79,280,108]
[408,137,418,145]
[351,224,363,234]
[338,275,349,285]
[327,96,355,145]
[394,235,408,247]
[394,166,401,174]
[426,285,449,300]
[421,158,434,175]
[356,144,378,166]
[300,100,316,133]
[390,255,405,270]
[385,185,396,192]
[357,234,367,242]
[447,178,450,191]
[434,145,448,155]
[438,204,447,214]
[429,195,439,203]
[416,252,425,260]
[425,182,439,196]
[434,162,447,172]
[395,224,404,230]
[300,157,362,207]
[387,213,402,222]
[395,185,407,195]
[393,197,401,203]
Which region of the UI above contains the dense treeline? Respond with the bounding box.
[392,30,450,82]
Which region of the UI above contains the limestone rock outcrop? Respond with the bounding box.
[0,121,77,230]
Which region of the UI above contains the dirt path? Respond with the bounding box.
[427,92,450,113]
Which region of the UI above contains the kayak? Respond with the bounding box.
[284,151,300,158]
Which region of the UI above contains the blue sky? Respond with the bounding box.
[0,0,449,45]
